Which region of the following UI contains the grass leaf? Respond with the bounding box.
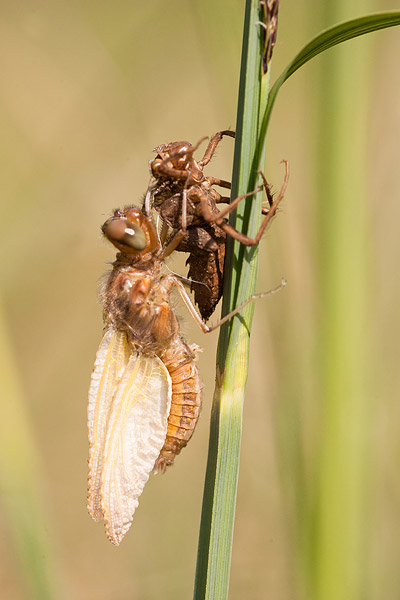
[259,11,400,150]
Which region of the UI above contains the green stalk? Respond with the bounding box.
[194,1,272,598]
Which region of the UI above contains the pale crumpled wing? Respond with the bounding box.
[87,328,130,522]
[87,327,172,545]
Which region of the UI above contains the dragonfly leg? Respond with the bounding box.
[200,160,289,246]
[198,130,235,168]
[170,275,286,334]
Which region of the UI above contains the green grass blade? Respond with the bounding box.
[309,8,374,599]
[194,0,272,598]
[259,11,400,150]
[0,304,60,600]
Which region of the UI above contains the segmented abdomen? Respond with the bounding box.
[155,339,202,473]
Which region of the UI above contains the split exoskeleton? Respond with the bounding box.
[149,130,289,320]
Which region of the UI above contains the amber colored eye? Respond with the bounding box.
[103,219,147,251]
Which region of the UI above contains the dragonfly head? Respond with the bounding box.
[102,207,159,258]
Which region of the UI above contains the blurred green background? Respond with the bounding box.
[1,1,399,599]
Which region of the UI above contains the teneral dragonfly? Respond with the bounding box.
[87,203,270,545]
[150,130,289,320]
[87,206,205,545]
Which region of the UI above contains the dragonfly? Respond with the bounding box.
[150,130,289,320]
[87,200,282,545]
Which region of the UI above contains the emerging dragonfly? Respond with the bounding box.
[150,130,289,320]
[87,200,282,545]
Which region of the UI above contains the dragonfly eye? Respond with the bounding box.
[103,219,147,251]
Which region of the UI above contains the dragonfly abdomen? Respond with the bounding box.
[155,339,202,473]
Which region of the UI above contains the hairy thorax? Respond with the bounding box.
[103,264,179,356]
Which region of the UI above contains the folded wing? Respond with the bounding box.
[87,328,172,545]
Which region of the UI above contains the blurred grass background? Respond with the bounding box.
[1,1,399,598]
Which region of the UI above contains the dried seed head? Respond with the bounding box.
[260,0,280,74]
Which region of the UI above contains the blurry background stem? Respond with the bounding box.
[309,2,372,599]
[0,304,61,600]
